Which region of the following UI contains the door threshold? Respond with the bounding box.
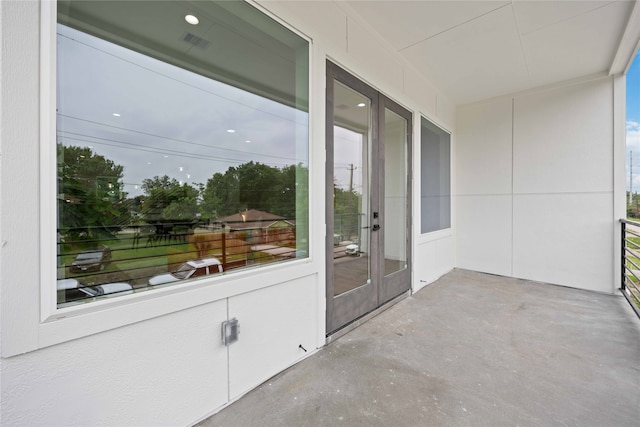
[326,290,410,344]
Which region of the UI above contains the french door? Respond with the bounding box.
[326,62,412,334]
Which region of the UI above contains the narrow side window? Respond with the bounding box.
[420,117,451,233]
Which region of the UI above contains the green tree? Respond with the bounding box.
[201,169,240,219]
[202,162,308,219]
[58,144,128,240]
[270,164,297,218]
[237,161,280,213]
[333,183,360,240]
[141,175,200,221]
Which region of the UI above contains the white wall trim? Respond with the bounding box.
[610,0,640,75]
[613,75,627,294]
[39,0,58,325]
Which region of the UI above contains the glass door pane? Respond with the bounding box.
[332,81,371,295]
[383,108,408,276]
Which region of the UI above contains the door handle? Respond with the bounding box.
[372,224,380,231]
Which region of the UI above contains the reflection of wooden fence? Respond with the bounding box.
[228,227,296,246]
[263,227,295,245]
[166,229,299,273]
[167,232,249,272]
[191,233,248,257]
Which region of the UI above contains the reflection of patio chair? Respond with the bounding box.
[131,230,141,249]
[172,226,192,243]
[142,221,198,247]
[147,224,172,246]
[145,232,153,247]
[145,230,159,247]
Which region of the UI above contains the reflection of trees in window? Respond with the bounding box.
[58,144,129,241]
[60,148,307,234]
[201,161,307,219]
[141,176,200,221]
[334,184,361,241]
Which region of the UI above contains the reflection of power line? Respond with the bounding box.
[58,134,293,168]
[58,32,308,125]
[58,115,297,162]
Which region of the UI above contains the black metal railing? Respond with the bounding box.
[620,219,640,318]
[56,220,306,306]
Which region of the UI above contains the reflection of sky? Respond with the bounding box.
[628,51,640,190]
[57,24,308,198]
[334,126,364,193]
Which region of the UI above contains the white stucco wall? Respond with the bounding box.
[456,75,623,293]
[0,1,456,426]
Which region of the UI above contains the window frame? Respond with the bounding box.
[36,0,315,348]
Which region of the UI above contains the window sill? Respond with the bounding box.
[417,228,453,244]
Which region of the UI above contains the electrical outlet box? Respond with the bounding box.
[222,318,239,346]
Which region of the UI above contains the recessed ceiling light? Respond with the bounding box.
[357,103,366,108]
[185,14,199,25]
[227,129,236,133]
[245,140,251,143]
[112,113,121,117]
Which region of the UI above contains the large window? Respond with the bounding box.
[55,1,309,307]
[420,117,451,233]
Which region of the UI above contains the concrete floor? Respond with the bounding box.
[198,269,640,427]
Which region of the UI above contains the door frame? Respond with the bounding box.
[325,61,412,335]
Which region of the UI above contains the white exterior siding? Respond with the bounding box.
[456,76,620,293]
[2,300,230,426]
[456,98,514,277]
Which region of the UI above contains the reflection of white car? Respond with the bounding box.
[345,244,359,256]
[69,245,112,272]
[148,258,223,286]
[57,279,133,304]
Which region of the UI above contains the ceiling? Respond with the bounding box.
[59,0,308,110]
[344,0,639,105]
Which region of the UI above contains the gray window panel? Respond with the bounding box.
[421,117,451,234]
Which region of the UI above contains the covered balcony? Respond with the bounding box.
[200,269,640,426]
[2,1,640,426]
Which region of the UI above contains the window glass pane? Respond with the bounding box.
[56,1,309,307]
[384,108,408,276]
[332,81,371,296]
[421,117,451,233]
